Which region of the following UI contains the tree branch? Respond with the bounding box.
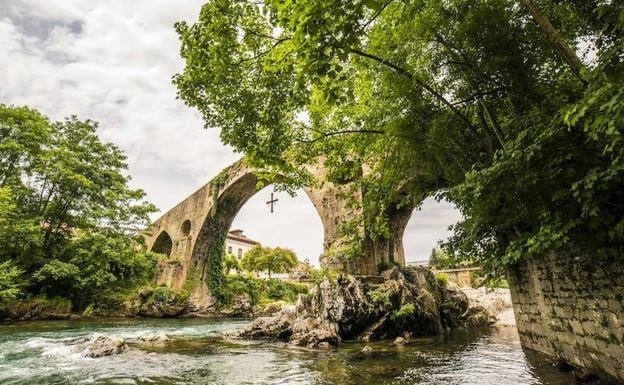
[517,0,585,82]
[349,48,476,130]
[297,129,385,144]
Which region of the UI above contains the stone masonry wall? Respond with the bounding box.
[508,253,624,382]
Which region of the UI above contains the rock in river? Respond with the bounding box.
[237,266,494,348]
[80,334,127,358]
[137,332,170,343]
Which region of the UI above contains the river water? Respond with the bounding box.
[0,318,575,385]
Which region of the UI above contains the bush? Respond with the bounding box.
[390,303,415,322]
[368,287,391,310]
[134,286,189,317]
[222,275,308,306]
[308,268,338,284]
[0,296,72,320]
[434,273,449,287]
[223,275,263,305]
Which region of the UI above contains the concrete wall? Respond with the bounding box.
[508,253,624,382]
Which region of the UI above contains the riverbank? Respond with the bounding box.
[0,276,307,322]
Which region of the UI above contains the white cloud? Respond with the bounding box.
[0,0,462,266]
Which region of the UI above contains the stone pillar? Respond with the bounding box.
[359,204,413,275]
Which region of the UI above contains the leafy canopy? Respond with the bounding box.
[241,245,298,277]
[0,105,160,307]
[174,0,624,274]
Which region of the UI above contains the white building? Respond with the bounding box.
[225,229,259,259]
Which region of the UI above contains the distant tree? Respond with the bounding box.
[223,253,241,275]
[241,245,297,278]
[257,247,297,278]
[428,248,438,268]
[428,247,454,269]
[241,244,264,274]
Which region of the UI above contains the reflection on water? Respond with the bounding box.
[0,318,575,385]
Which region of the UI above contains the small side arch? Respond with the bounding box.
[180,219,191,237]
[151,230,173,256]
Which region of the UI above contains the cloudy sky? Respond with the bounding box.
[0,0,462,266]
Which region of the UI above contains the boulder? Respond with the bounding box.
[81,334,127,358]
[393,336,406,346]
[361,345,374,355]
[237,307,295,340]
[137,333,170,343]
[237,267,494,348]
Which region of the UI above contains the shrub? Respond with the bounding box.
[390,303,415,322]
[308,268,338,284]
[368,287,391,310]
[434,273,449,287]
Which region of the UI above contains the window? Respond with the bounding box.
[228,246,232,254]
[238,248,243,258]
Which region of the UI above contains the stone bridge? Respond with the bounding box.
[145,158,411,303]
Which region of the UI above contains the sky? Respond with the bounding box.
[0,0,462,266]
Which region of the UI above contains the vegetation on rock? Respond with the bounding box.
[239,266,493,347]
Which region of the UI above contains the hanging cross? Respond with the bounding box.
[266,192,279,213]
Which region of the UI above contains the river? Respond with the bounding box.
[0,318,575,385]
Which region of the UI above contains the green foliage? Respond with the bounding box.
[434,273,449,287]
[223,275,263,305]
[223,253,241,275]
[175,0,624,275]
[240,245,298,278]
[265,279,308,302]
[133,285,190,316]
[367,287,391,310]
[0,104,158,310]
[0,261,26,305]
[206,228,228,302]
[429,248,456,269]
[0,296,72,319]
[308,267,339,284]
[390,303,415,322]
[221,275,308,306]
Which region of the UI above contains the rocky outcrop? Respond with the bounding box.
[80,334,127,358]
[237,267,494,347]
[463,287,515,327]
[133,287,189,317]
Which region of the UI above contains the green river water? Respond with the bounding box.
[0,318,576,385]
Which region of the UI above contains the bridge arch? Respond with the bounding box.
[145,159,362,302]
[179,219,191,237]
[189,172,323,293]
[151,230,173,256]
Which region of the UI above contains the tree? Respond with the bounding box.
[0,261,26,305]
[257,247,298,278]
[0,104,159,307]
[174,1,624,277]
[223,253,241,275]
[241,245,264,274]
[428,248,454,269]
[241,245,298,278]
